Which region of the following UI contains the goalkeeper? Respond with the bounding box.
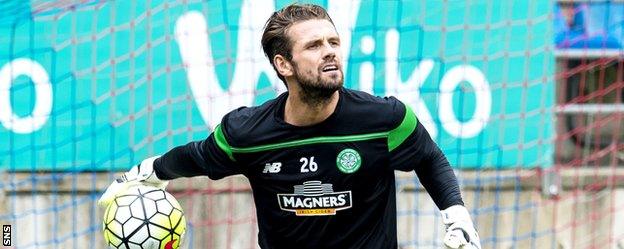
[100,3,481,249]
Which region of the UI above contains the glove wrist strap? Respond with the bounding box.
[441,205,472,225]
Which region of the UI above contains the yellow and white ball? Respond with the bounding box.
[103,185,186,249]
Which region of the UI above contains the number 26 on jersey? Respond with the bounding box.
[262,157,318,174]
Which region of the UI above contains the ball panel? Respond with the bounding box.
[122,217,144,238]
[116,195,139,206]
[105,202,118,224]
[143,198,158,219]
[129,199,146,220]
[126,241,144,249]
[104,228,123,247]
[115,206,132,223]
[164,193,183,210]
[159,234,181,249]
[106,220,123,239]
[149,224,171,240]
[150,212,172,229]
[142,237,161,249]
[173,216,186,235]
[128,225,150,245]
[169,209,183,227]
[144,190,166,201]
[155,199,173,215]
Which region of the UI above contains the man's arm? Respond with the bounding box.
[389,101,481,249]
[152,141,209,180]
[389,103,463,209]
[154,131,243,180]
[99,124,242,207]
[405,124,481,249]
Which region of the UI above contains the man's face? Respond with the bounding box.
[286,19,343,99]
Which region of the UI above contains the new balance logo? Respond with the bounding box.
[262,162,282,173]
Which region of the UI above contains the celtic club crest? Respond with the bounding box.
[336,148,362,173]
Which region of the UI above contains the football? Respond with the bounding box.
[102,185,186,249]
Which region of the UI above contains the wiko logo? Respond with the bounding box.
[173,0,491,138]
[0,0,493,141]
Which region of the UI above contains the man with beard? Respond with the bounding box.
[99,3,481,249]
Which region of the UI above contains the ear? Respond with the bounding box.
[274,55,294,78]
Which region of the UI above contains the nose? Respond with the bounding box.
[321,41,337,61]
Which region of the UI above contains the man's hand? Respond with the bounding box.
[98,156,169,208]
[441,205,481,249]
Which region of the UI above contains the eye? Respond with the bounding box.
[330,41,340,46]
[307,44,320,49]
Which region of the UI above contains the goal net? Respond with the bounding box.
[0,0,622,248]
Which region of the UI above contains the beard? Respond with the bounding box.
[292,61,344,106]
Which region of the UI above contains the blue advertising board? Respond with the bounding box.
[0,0,554,170]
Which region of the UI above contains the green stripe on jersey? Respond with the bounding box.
[214,125,236,161]
[231,132,387,153]
[213,104,418,159]
[387,105,418,152]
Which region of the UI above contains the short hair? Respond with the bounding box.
[261,3,335,84]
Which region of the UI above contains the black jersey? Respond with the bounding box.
[154,88,463,249]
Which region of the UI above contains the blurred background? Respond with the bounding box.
[0,0,622,248]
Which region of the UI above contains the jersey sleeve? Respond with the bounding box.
[153,124,245,181]
[388,100,464,209]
